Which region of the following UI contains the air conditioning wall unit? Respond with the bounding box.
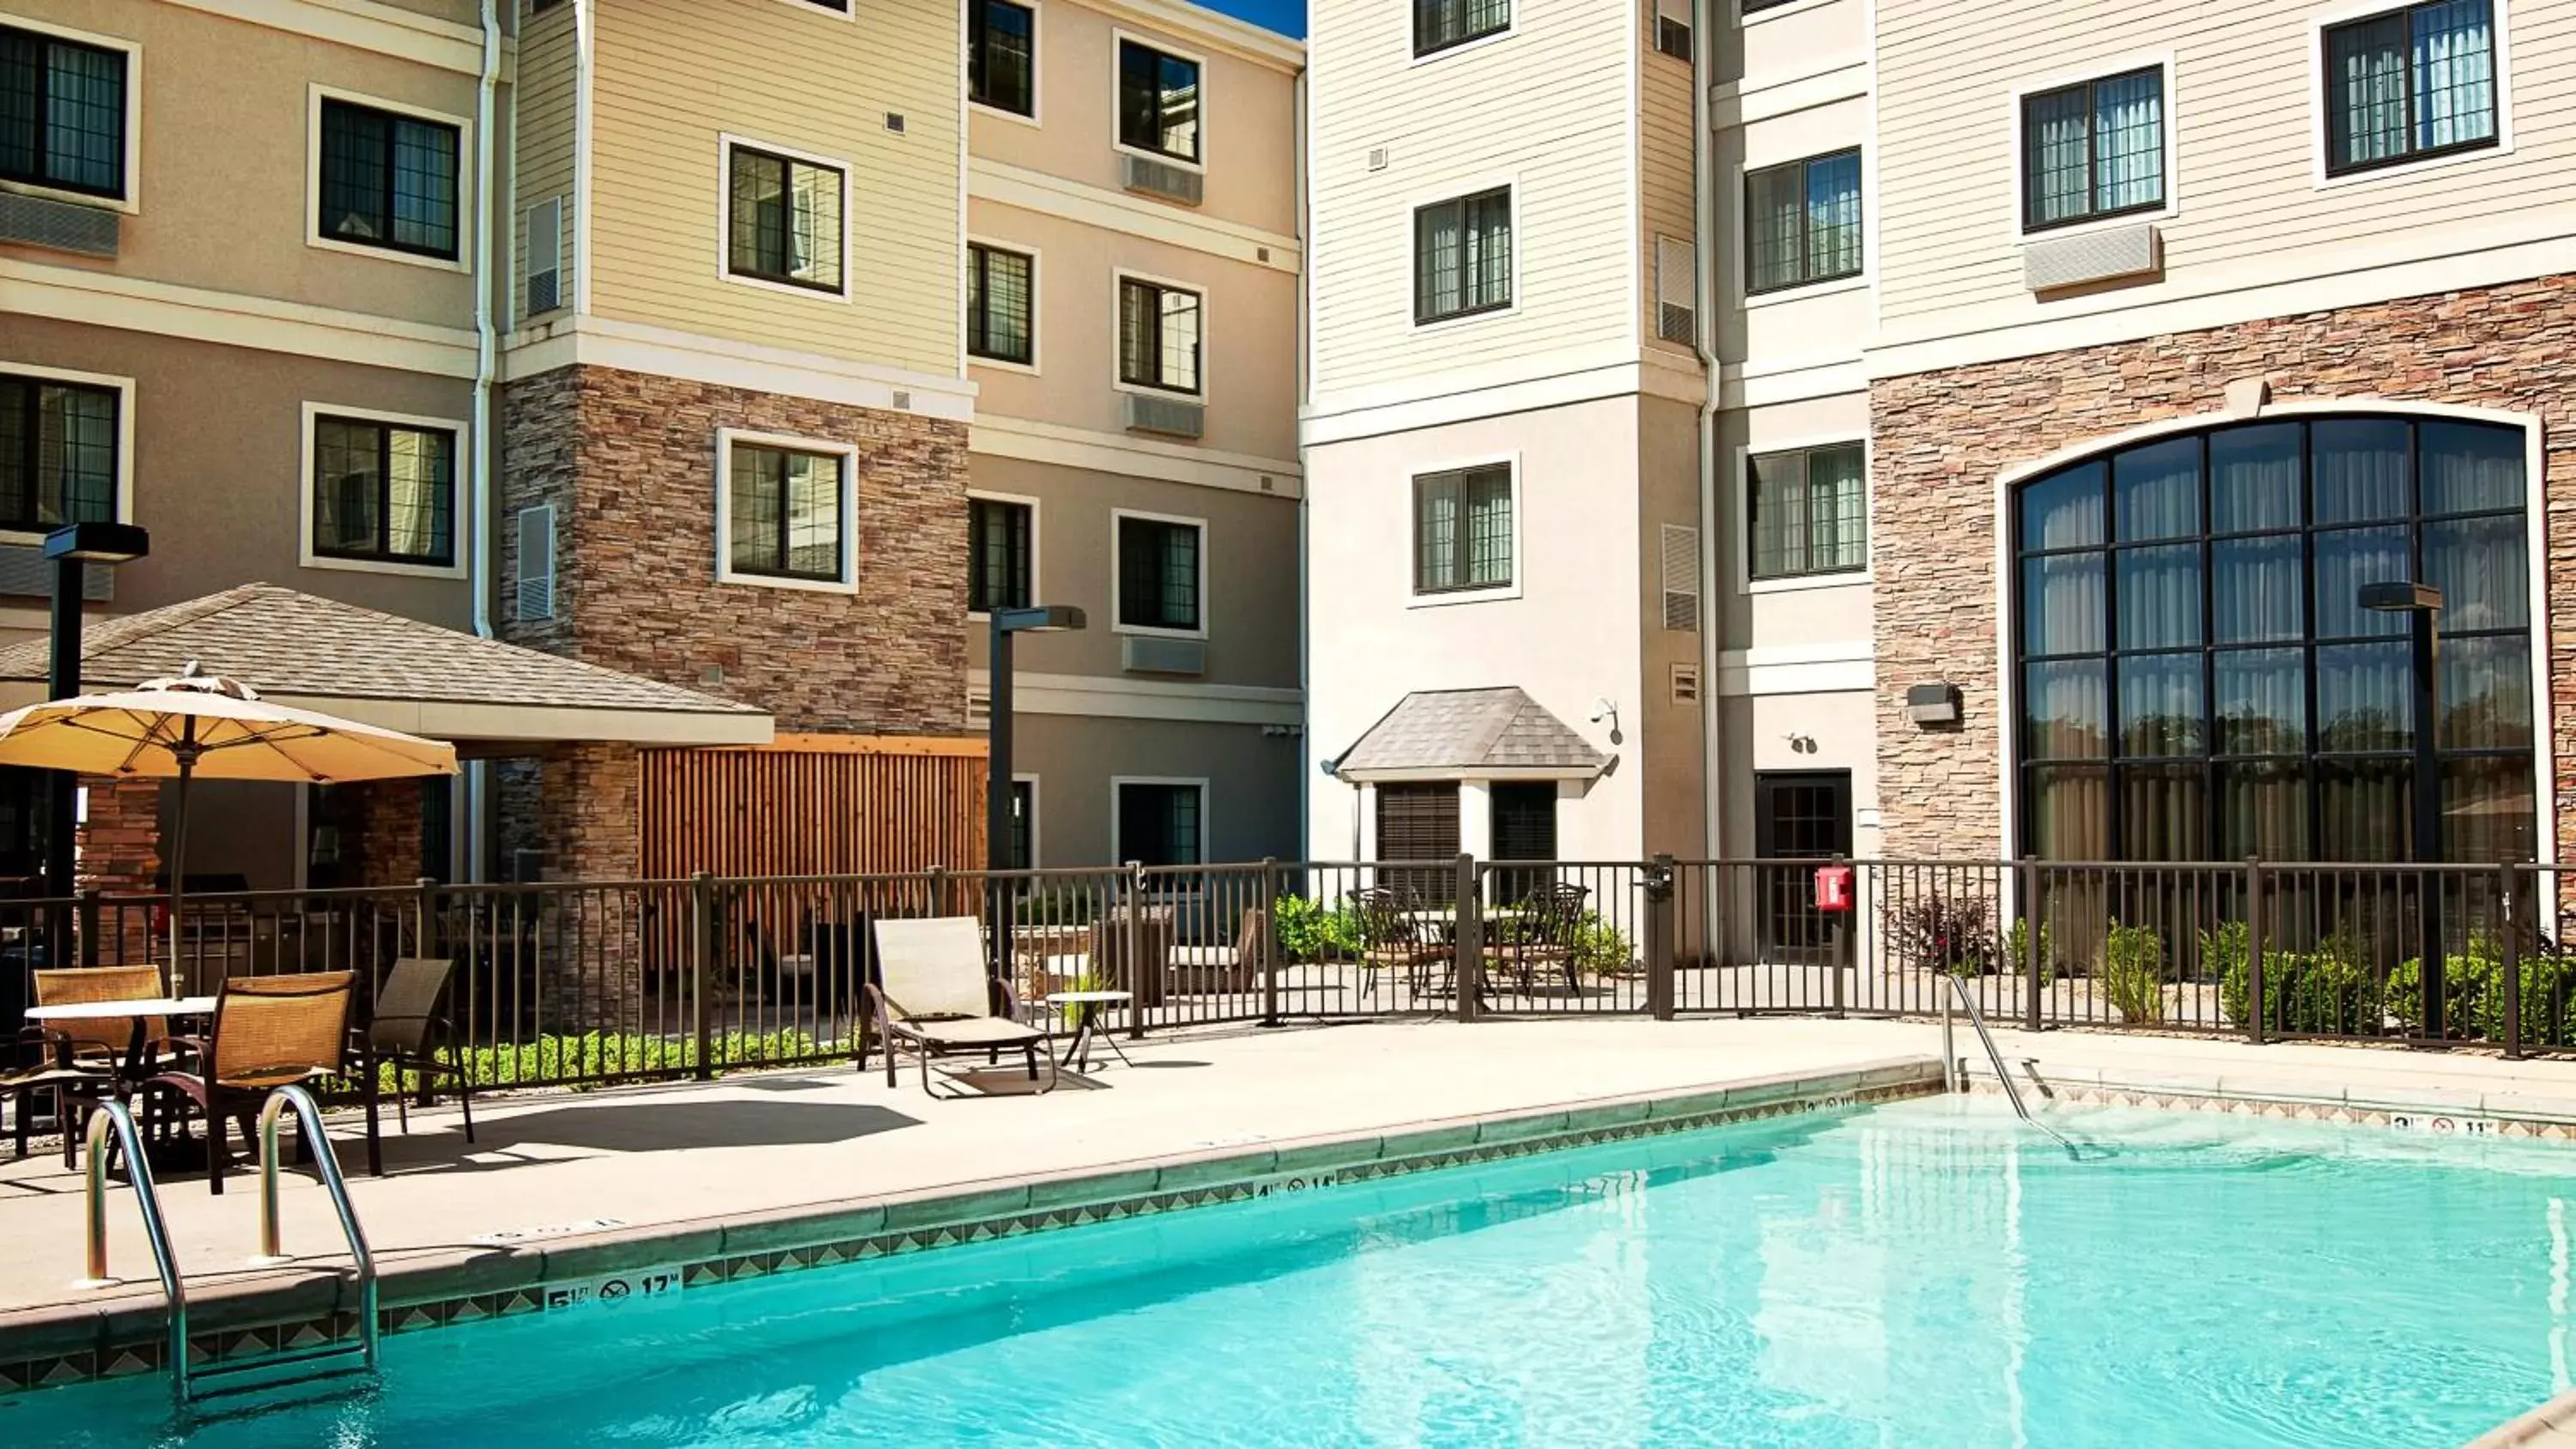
[1122,635,1206,676]
[0,192,118,257]
[1123,391,1206,439]
[2024,221,2161,292]
[1120,153,1204,206]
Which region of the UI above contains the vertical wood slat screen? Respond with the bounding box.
[638,736,987,880]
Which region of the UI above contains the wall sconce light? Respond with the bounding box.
[1785,733,1818,755]
[1905,682,1961,728]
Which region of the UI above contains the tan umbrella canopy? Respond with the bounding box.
[0,665,458,980]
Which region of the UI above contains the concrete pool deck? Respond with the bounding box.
[9,1013,2576,1431]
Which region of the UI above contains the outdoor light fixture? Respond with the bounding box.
[2360,579,2446,1040]
[41,522,151,565]
[1905,682,1961,727]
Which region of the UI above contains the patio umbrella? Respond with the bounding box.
[0,665,458,985]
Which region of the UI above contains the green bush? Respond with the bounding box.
[2100,919,2166,1024]
[1570,911,1637,975]
[2389,939,2576,1046]
[343,1029,826,1096]
[2219,927,2385,1036]
[2002,918,2057,981]
[1013,890,1098,927]
[1273,894,1362,962]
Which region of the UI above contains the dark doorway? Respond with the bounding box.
[1376,783,1460,901]
[1490,782,1558,902]
[1755,771,1851,964]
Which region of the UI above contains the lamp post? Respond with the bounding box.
[2360,579,2445,1040]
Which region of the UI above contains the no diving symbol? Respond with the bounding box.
[598,1279,633,1300]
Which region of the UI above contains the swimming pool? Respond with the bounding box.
[4,1095,2567,1446]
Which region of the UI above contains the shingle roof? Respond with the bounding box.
[0,584,762,719]
[1334,687,1609,778]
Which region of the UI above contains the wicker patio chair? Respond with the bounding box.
[6,967,172,1167]
[1355,887,1450,1004]
[143,971,367,1194]
[867,918,1053,1099]
[362,958,476,1145]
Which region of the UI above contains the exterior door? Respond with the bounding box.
[1755,771,1852,964]
[1490,782,1558,902]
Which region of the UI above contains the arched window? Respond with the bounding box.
[2012,414,2534,864]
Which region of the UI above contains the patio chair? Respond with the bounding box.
[1492,883,1591,996]
[1355,887,1450,1005]
[361,958,476,1146]
[142,971,371,1194]
[1090,905,1176,1008]
[5,966,172,1166]
[867,918,1053,1099]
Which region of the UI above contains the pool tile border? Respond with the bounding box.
[1960,1072,2576,1137]
[0,1059,1941,1397]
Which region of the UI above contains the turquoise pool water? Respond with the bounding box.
[7,1096,2571,1447]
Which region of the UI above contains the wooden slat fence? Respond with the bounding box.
[639,733,986,880]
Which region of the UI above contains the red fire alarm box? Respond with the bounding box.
[1813,864,1854,914]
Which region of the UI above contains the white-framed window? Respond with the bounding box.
[1112,507,1205,637]
[1652,0,1692,60]
[1415,0,1509,58]
[0,362,131,543]
[1413,185,1513,324]
[308,86,471,270]
[1115,271,1203,396]
[968,490,1038,615]
[300,402,465,578]
[1747,440,1868,585]
[2318,0,2502,178]
[1112,776,1206,867]
[968,239,1037,369]
[720,135,848,299]
[0,15,139,211]
[714,428,858,591]
[1115,33,1202,167]
[1412,460,1515,597]
[2020,65,2167,232]
[969,0,1038,120]
[1745,149,1861,295]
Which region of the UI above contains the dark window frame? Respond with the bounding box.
[316,97,463,262]
[967,242,1036,365]
[1117,276,1203,395]
[2322,0,2500,178]
[1743,147,1862,296]
[0,24,130,200]
[0,372,119,536]
[1747,441,1868,581]
[308,413,459,567]
[726,142,847,295]
[2020,66,2167,233]
[1412,185,1514,324]
[1115,512,1203,634]
[1116,38,1202,165]
[1411,463,1515,595]
[724,440,848,585]
[968,495,1034,615]
[1115,779,1205,868]
[969,0,1037,116]
[2009,413,2536,864]
[1413,0,1511,58]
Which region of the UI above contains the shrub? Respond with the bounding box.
[2100,919,2166,1024]
[1885,894,1997,977]
[2002,918,2057,980]
[1273,894,1362,962]
[2220,928,2384,1036]
[1570,911,1637,975]
[1013,890,1098,927]
[2389,939,2576,1046]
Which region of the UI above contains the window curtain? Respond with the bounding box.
[45,384,115,525]
[47,40,124,193]
[1157,288,1201,391]
[1465,191,1511,311]
[1747,164,1802,292]
[786,163,839,288]
[1119,280,1152,382]
[1156,523,1198,626]
[2332,14,2411,167]
[390,118,457,255]
[1465,470,1511,583]
[313,419,379,554]
[781,452,839,578]
[1416,202,1462,318]
[1804,446,1866,571]
[2414,0,2495,150]
[1804,152,1862,280]
[384,428,451,561]
[1416,476,1458,590]
[2026,88,2089,226]
[2092,71,2163,211]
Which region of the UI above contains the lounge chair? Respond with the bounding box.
[867,918,1054,1098]
[143,971,373,1194]
[361,958,477,1148]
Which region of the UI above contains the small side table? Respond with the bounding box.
[1044,990,1134,1075]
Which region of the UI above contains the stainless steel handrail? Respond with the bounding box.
[80,1100,191,1407]
[1941,973,2081,1159]
[256,1085,380,1378]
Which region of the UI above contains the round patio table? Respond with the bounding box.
[1043,989,1133,1075]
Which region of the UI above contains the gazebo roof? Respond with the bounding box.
[1333,687,1610,783]
[0,584,770,747]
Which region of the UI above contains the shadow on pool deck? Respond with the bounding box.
[372,1099,924,1174]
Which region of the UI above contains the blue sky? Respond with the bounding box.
[1201,0,1303,39]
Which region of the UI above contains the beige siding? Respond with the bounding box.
[1875,0,2576,343]
[511,1,579,325]
[9,0,481,329]
[1639,9,1698,363]
[586,0,960,377]
[1734,0,1866,80]
[1308,0,1637,402]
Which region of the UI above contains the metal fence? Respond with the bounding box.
[6,852,2568,1106]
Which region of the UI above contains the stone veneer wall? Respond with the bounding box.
[76,778,161,964]
[1869,275,2576,859]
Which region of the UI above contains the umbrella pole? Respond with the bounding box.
[165,741,194,998]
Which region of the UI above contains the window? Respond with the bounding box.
[2324,0,2498,175]
[726,142,844,294]
[1415,0,1509,56]
[0,373,117,534]
[968,243,1035,366]
[1748,443,1866,581]
[1117,39,1200,163]
[1413,186,1512,324]
[310,414,457,567]
[0,24,127,199]
[1654,0,1692,60]
[723,439,847,584]
[2013,415,2534,864]
[1116,513,1201,633]
[969,496,1033,614]
[318,98,461,260]
[1375,783,1459,898]
[1116,780,1203,867]
[1491,782,1558,901]
[969,0,1036,116]
[1413,464,1512,594]
[1117,277,1201,394]
[1745,149,1861,295]
[2022,68,2165,231]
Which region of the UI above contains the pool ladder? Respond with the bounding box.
[1941,973,2082,1160]
[82,1084,380,1409]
